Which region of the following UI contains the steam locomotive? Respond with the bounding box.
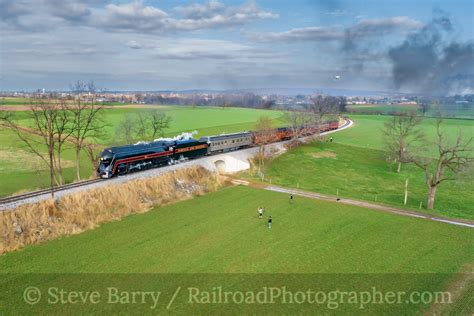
[97,120,339,178]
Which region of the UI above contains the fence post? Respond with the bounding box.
[404,178,409,205]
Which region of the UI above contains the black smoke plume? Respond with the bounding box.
[389,12,474,95]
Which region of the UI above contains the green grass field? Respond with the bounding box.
[347,104,419,114]
[347,103,474,118]
[246,115,474,220]
[0,97,36,106]
[338,115,473,155]
[97,106,284,144]
[1,186,472,314]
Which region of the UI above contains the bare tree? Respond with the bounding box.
[308,95,344,129]
[149,110,172,139]
[52,101,75,184]
[134,112,149,140]
[284,109,313,144]
[133,110,172,140]
[253,116,278,172]
[70,80,105,180]
[383,112,425,173]
[408,118,473,210]
[116,115,135,144]
[420,102,431,116]
[1,100,65,197]
[83,143,102,177]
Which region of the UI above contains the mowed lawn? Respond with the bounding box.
[0,106,284,196]
[1,186,473,314]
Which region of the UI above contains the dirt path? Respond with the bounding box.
[231,179,474,228]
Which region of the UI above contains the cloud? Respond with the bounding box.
[126,40,143,49]
[0,0,30,22]
[253,16,422,43]
[251,26,343,42]
[0,0,98,32]
[325,9,351,17]
[122,38,288,62]
[346,16,423,38]
[175,0,225,19]
[1,0,277,34]
[44,0,92,23]
[94,0,277,33]
[95,1,169,32]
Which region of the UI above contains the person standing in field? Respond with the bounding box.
[289,194,294,203]
[329,136,333,142]
[268,216,272,229]
[258,207,263,219]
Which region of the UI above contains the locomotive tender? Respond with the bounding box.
[97,120,339,178]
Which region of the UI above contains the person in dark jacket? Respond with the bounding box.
[268,216,272,229]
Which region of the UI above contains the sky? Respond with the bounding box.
[0,0,473,94]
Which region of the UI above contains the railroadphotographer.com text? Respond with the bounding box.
[23,285,452,311]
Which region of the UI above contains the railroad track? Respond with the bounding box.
[0,178,106,206]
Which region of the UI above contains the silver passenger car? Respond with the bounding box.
[200,132,252,154]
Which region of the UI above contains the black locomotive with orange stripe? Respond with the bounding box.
[97,139,208,178]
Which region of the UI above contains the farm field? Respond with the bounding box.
[347,104,419,114]
[0,106,284,197]
[1,186,473,314]
[347,103,474,118]
[7,106,285,144]
[336,115,473,155]
[0,97,132,107]
[247,115,474,220]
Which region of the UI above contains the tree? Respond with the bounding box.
[51,101,75,184]
[284,109,313,144]
[409,118,473,210]
[308,95,344,127]
[83,143,102,177]
[133,110,172,140]
[116,115,135,144]
[149,110,172,139]
[1,99,69,196]
[261,99,275,109]
[253,116,277,172]
[70,80,105,180]
[420,102,431,116]
[134,112,149,140]
[383,112,425,173]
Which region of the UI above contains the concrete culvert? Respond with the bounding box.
[214,160,226,174]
